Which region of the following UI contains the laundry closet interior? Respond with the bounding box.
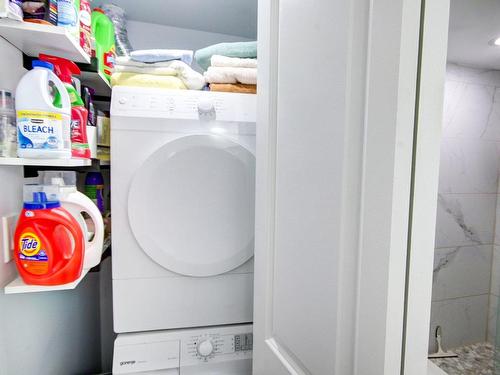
[0,0,258,373]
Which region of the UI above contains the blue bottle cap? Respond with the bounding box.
[45,201,61,209]
[24,191,60,209]
[32,60,54,71]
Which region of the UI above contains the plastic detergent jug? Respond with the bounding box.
[39,171,104,269]
[14,185,84,285]
[15,60,71,159]
[91,8,115,81]
[39,54,90,158]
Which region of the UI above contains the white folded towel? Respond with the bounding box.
[114,59,205,90]
[204,67,257,85]
[130,49,194,65]
[115,56,180,68]
[114,65,177,76]
[210,55,257,69]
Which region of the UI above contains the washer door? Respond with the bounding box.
[128,134,255,277]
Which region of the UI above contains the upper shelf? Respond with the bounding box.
[0,157,92,167]
[0,19,90,63]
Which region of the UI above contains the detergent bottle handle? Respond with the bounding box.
[65,192,105,269]
[46,69,71,110]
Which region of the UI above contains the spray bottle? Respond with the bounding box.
[39,54,90,159]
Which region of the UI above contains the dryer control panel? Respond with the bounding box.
[111,86,257,123]
[113,324,253,374]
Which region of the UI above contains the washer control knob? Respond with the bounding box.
[118,97,127,105]
[197,339,214,357]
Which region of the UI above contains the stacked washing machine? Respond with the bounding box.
[110,87,256,374]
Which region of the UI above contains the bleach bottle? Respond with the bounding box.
[14,185,85,285]
[15,60,71,159]
[39,54,91,159]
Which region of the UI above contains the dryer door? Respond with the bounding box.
[128,134,255,277]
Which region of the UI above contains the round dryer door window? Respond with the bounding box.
[128,134,255,277]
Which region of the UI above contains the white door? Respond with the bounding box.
[253,0,428,374]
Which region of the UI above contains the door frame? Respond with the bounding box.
[402,1,450,374]
[254,0,450,373]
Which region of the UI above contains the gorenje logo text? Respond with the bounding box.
[120,360,136,366]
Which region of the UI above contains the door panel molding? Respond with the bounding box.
[266,338,310,375]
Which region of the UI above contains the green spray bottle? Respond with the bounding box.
[91,8,115,82]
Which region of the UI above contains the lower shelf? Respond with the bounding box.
[4,237,111,294]
[4,267,90,294]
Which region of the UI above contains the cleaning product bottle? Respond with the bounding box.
[79,0,91,56]
[15,60,71,159]
[0,89,17,157]
[39,54,90,159]
[57,0,80,40]
[39,171,105,269]
[14,185,85,285]
[91,8,115,82]
[81,86,97,157]
[84,171,104,213]
[81,86,96,127]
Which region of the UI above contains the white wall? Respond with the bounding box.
[0,37,103,375]
[0,275,102,374]
[126,20,251,71]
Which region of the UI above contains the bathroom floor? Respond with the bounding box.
[430,342,497,374]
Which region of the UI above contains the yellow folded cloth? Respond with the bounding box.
[209,83,256,94]
[111,72,187,89]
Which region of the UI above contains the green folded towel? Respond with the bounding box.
[195,41,257,71]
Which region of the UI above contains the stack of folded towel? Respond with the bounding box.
[111,49,206,90]
[195,42,257,94]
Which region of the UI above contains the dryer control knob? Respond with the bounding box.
[197,339,214,357]
[198,99,215,113]
[198,99,216,121]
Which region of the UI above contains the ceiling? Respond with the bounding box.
[94,0,258,39]
[448,0,500,69]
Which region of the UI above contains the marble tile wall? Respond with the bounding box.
[429,63,500,353]
[486,201,500,343]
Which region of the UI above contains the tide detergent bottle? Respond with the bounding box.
[14,185,85,285]
[15,60,71,158]
[39,54,91,159]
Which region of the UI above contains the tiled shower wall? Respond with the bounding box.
[429,63,500,352]
[488,182,500,343]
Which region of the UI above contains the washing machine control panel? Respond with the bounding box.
[113,324,252,374]
[183,331,253,365]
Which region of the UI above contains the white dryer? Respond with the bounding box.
[111,87,256,333]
